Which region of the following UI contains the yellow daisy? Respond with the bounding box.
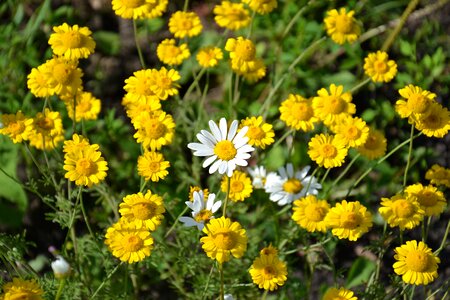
[124,69,160,103]
[425,164,450,188]
[149,67,181,100]
[404,183,446,217]
[414,102,450,138]
[132,110,175,151]
[363,51,397,83]
[119,191,165,231]
[63,133,96,154]
[312,84,355,126]
[322,287,357,300]
[393,240,440,285]
[156,39,190,66]
[242,0,277,15]
[324,200,373,241]
[333,115,369,148]
[189,186,209,202]
[279,94,318,132]
[45,57,83,97]
[168,11,202,38]
[239,116,274,149]
[379,194,424,230]
[225,37,256,73]
[112,0,158,19]
[28,108,65,151]
[221,170,253,202]
[324,8,361,45]
[123,96,162,120]
[48,23,95,59]
[145,0,169,19]
[137,151,170,182]
[0,277,43,300]
[213,1,251,31]
[200,216,247,264]
[292,195,330,233]
[308,133,348,169]
[196,46,223,68]
[356,127,387,160]
[395,85,436,121]
[249,253,288,291]
[27,61,53,98]
[260,244,278,256]
[240,58,266,82]
[64,90,101,122]
[0,111,33,143]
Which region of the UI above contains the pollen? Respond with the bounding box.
[213,231,237,250]
[283,178,303,194]
[405,250,430,272]
[123,235,144,252]
[392,199,415,218]
[214,140,237,161]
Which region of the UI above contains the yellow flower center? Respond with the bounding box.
[166,45,181,58]
[156,76,172,90]
[230,180,245,193]
[283,178,303,194]
[392,199,415,218]
[53,63,72,84]
[75,158,97,176]
[374,60,388,73]
[340,211,360,228]
[131,203,154,220]
[407,94,428,114]
[405,250,429,272]
[123,234,143,252]
[335,14,353,33]
[418,191,438,207]
[123,0,144,8]
[291,102,313,120]
[235,40,256,61]
[36,117,54,131]
[180,19,193,29]
[145,119,166,139]
[304,204,327,222]
[320,144,337,158]
[134,78,152,95]
[246,126,265,140]
[345,126,360,140]
[10,122,25,134]
[214,140,237,161]
[213,231,237,250]
[262,266,275,278]
[364,135,380,150]
[229,8,247,21]
[194,209,213,222]
[77,100,92,113]
[326,96,345,114]
[62,31,82,49]
[422,113,440,128]
[146,161,161,173]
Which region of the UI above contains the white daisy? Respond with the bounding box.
[179,191,222,230]
[248,165,267,189]
[187,118,254,177]
[265,163,321,206]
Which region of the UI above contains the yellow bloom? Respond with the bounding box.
[157,39,190,66]
[393,240,440,285]
[333,116,369,148]
[425,164,450,188]
[189,186,209,202]
[214,1,251,30]
[221,170,253,202]
[112,0,167,19]
[104,219,154,263]
[0,111,33,143]
[279,94,318,132]
[324,8,361,45]
[249,253,288,291]
[168,11,202,38]
[379,194,424,230]
[123,96,162,120]
[312,84,355,126]
[239,116,274,149]
[27,61,53,98]
[260,244,278,256]
[324,200,373,241]
[0,277,43,300]
[363,51,397,83]
[132,110,175,151]
[225,37,257,73]
[200,216,247,264]
[145,0,169,19]
[45,57,83,97]
[124,69,160,103]
[414,102,450,138]
[356,127,387,160]
[119,191,165,231]
[404,183,446,217]
[196,46,223,68]
[322,287,357,300]
[240,58,266,82]
[64,90,101,122]
[28,108,64,150]
[149,67,181,100]
[48,23,95,59]
[308,133,348,169]
[395,85,436,121]
[137,151,170,182]
[292,195,330,233]
[242,0,277,14]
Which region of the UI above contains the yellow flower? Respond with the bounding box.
[123,96,162,120]
[112,0,168,19]
[333,116,369,148]
[225,37,257,73]
[63,133,97,154]
[322,287,357,300]
[104,219,154,263]
[137,151,170,182]
[425,164,450,188]
[324,200,373,241]
[45,57,83,97]
[149,67,181,100]
[0,277,43,300]
[132,110,175,151]
[29,108,65,150]
[356,127,387,160]
[64,90,101,122]
[200,216,247,264]
[308,133,348,169]
[242,0,277,14]
[414,102,450,138]
[124,69,160,103]
[27,61,53,98]
[395,85,436,121]
[221,170,253,202]
[48,23,95,59]
[292,195,330,233]
[260,244,278,256]
[213,1,251,31]
[249,253,288,291]
[196,46,223,68]
[324,8,361,45]
[157,39,190,66]
[393,240,440,285]
[239,116,274,149]
[279,94,318,132]
[404,183,446,217]
[168,11,202,38]
[363,51,397,83]
[0,111,33,143]
[189,186,209,202]
[119,191,165,231]
[240,58,266,83]
[379,194,424,230]
[312,84,355,126]
[145,0,169,19]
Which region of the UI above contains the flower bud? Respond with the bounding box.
[51,255,70,279]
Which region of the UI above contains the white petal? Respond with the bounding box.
[188,142,209,151]
[236,144,254,153]
[297,165,311,179]
[179,217,198,227]
[203,155,218,168]
[195,149,215,156]
[286,163,294,178]
[278,166,287,179]
[192,197,202,212]
[227,160,236,172]
[234,158,248,167]
[219,118,228,140]
[219,161,228,174]
[233,126,248,142]
[197,133,215,148]
[185,201,195,211]
[209,120,222,141]
[236,152,251,160]
[209,160,222,174]
[228,120,238,140]
[211,201,222,213]
[201,130,218,144]
[227,167,233,177]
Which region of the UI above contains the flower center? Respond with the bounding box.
[53,63,72,84]
[305,204,327,222]
[213,231,237,250]
[364,135,379,150]
[194,209,213,222]
[246,126,265,140]
[131,203,154,220]
[214,140,237,161]
[145,119,166,139]
[326,96,345,114]
[374,60,388,73]
[10,122,25,134]
[405,250,429,272]
[283,178,303,194]
[123,234,144,252]
[147,162,161,173]
[235,40,256,61]
[335,14,353,33]
[77,100,92,113]
[180,19,193,29]
[407,94,428,114]
[229,9,247,21]
[320,144,337,158]
[292,102,313,120]
[392,199,415,218]
[418,191,438,207]
[262,266,275,278]
[230,180,245,193]
[166,45,181,57]
[422,113,441,128]
[62,31,82,48]
[135,78,153,95]
[36,117,54,131]
[123,0,144,8]
[345,126,360,140]
[75,158,97,176]
[156,76,172,89]
[340,211,360,228]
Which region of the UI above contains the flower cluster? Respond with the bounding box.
[0,278,44,299]
[249,245,288,291]
[225,37,266,82]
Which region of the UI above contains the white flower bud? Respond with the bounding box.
[224,294,234,300]
[51,255,70,279]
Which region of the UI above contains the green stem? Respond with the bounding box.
[350,77,371,94]
[133,19,146,68]
[219,263,224,300]
[80,187,96,240]
[246,10,256,38]
[164,206,189,238]
[55,278,66,300]
[325,153,360,198]
[222,176,231,217]
[90,262,124,299]
[201,264,215,300]
[320,168,330,186]
[261,290,268,300]
[183,0,189,11]
[403,124,414,187]
[183,68,207,101]
[434,219,450,255]
[270,129,294,149]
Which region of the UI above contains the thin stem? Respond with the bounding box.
[434,220,450,255]
[80,187,96,241]
[133,19,146,68]
[219,263,224,300]
[403,124,414,187]
[183,68,207,101]
[350,77,371,94]
[261,290,268,300]
[325,153,360,198]
[246,10,256,38]
[90,262,124,299]
[270,129,294,149]
[201,264,215,300]
[55,278,66,300]
[164,206,189,238]
[282,1,314,39]
[222,176,231,217]
[183,0,189,11]
[320,168,330,186]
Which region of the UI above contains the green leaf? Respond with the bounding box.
[346,257,376,288]
[93,31,121,56]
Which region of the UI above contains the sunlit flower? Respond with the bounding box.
[213,1,251,31]
[0,111,33,143]
[404,183,446,217]
[260,244,278,256]
[168,11,202,38]
[249,252,288,291]
[64,90,101,122]
[395,85,436,121]
[356,127,387,160]
[112,0,166,19]
[119,191,165,231]
[221,170,253,202]
[240,116,274,149]
[225,37,257,73]
[0,277,44,300]
[145,0,169,19]
[189,186,209,202]
[124,69,159,103]
[279,94,318,132]
[132,110,175,151]
[45,57,83,97]
[308,133,348,169]
[180,191,221,231]
[292,195,330,233]
[322,287,357,300]
[48,23,95,59]
[27,61,53,98]
[149,67,181,100]
[157,39,190,66]
[379,194,424,230]
[414,102,450,138]
[333,116,369,148]
[63,133,96,154]
[242,0,277,14]
[137,151,170,182]
[324,8,361,45]
[248,165,267,189]
[240,58,266,82]
[363,51,397,83]
[196,46,224,68]
[123,96,162,120]
[29,108,65,150]
[312,84,355,126]
[425,164,450,188]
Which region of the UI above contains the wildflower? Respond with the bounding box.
[63,133,95,154]
[279,94,318,132]
[187,118,254,177]
[221,170,253,202]
[27,61,53,98]
[51,255,71,279]
[168,11,202,38]
[112,0,167,19]
[333,116,369,148]
[240,58,266,82]
[213,1,251,31]
[124,96,162,120]
[249,252,288,291]
[124,69,160,103]
[225,37,257,73]
[64,90,101,122]
[104,219,153,263]
[45,57,83,97]
[200,216,247,264]
[156,39,190,66]
[379,194,424,230]
[425,164,450,188]
[180,191,221,231]
[48,23,95,59]
[363,51,397,83]
[196,46,223,68]
[356,127,387,160]
[0,277,44,299]
[29,109,65,150]
[119,191,165,231]
[404,183,446,217]
[414,102,450,138]
[242,0,277,14]
[324,8,361,45]
[265,163,321,206]
[324,200,373,241]
[393,240,440,285]
[395,85,436,121]
[189,186,209,202]
[248,165,267,189]
[260,244,278,256]
[145,0,169,19]
[240,116,274,149]
[292,195,330,233]
[0,111,33,143]
[308,133,348,169]
[132,110,175,151]
[322,287,357,300]
[149,67,181,100]
[137,151,170,182]
[312,84,355,126]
